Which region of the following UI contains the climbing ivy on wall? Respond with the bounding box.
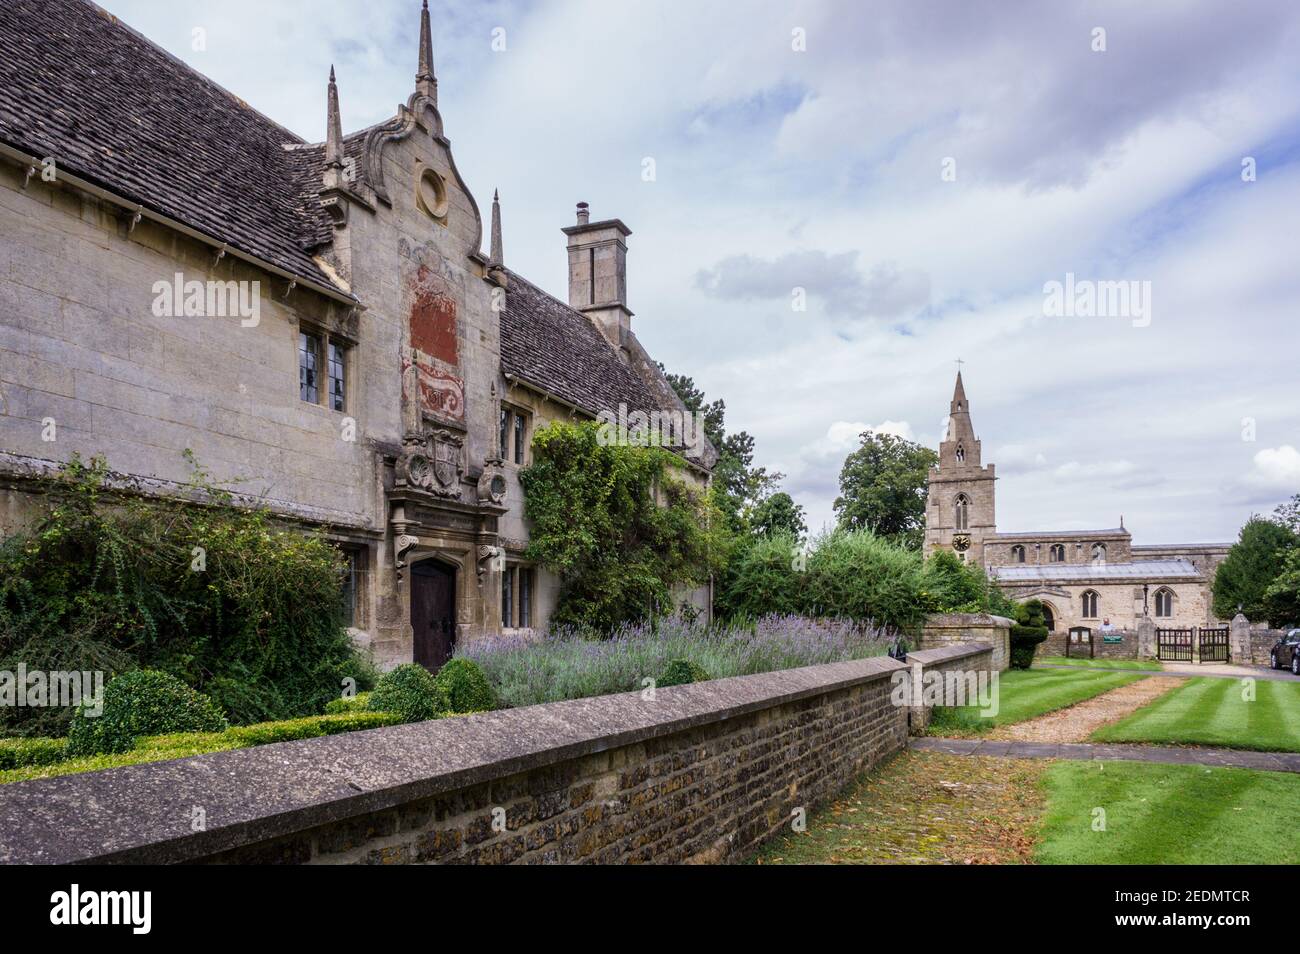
[520,421,720,632]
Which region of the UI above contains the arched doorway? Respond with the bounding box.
[410,558,456,671]
[1040,603,1055,632]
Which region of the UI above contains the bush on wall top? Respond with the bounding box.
[367,664,445,723]
[431,658,497,713]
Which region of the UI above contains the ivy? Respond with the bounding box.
[520,422,720,632]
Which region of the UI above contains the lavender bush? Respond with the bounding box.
[456,614,891,709]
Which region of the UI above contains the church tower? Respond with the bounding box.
[925,371,997,564]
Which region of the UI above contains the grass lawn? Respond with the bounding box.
[1091,676,1300,752]
[929,668,1146,734]
[1036,759,1300,864]
[1036,656,1161,671]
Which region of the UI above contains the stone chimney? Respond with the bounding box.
[562,202,633,348]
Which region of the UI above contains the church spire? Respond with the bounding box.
[950,369,968,414]
[416,0,438,104]
[489,189,504,268]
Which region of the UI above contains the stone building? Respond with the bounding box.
[0,1,713,669]
[924,373,1228,635]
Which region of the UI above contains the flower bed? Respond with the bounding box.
[458,614,891,709]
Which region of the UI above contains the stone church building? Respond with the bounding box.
[924,373,1229,637]
[0,1,713,669]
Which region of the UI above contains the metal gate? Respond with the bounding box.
[1157,626,1230,663]
[1199,626,1230,663]
[1157,627,1194,662]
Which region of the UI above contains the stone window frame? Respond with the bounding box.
[339,543,370,630]
[1081,589,1100,619]
[499,403,531,467]
[1010,544,1026,563]
[1154,586,1175,618]
[1091,542,1106,565]
[1049,543,1066,562]
[954,493,970,531]
[501,561,535,630]
[298,322,352,413]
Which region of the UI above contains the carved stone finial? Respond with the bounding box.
[489,188,504,268]
[325,66,343,175]
[416,0,437,104]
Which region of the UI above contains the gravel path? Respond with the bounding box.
[987,676,1186,743]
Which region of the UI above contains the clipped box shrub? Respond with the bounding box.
[66,670,229,756]
[367,664,445,723]
[432,658,498,713]
[0,736,69,770]
[1009,599,1050,670]
[324,691,372,714]
[657,658,710,687]
[223,710,400,746]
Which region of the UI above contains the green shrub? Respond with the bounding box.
[222,710,400,746]
[1009,600,1049,670]
[431,659,497,713]
[0,736,69,769]
[657,658,710,687]
[367,664,445,723]
[324,691,371,714]
[0,454,377,734]
[805,529,927,631]
[719,532,805,620]
[66,670,228,756]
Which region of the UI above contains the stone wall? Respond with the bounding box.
[919,613,1011,671]
[0,657,909,865]
[1037,628,1140,660]
[903,642,995,732]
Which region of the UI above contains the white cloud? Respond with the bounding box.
[1245,446,1300,489]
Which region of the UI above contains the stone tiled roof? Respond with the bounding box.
[991,559,1201,583]
[991,528,1130,540]
[501,271,713,469]
[0,0,339,290]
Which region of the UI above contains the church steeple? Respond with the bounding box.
[951,370,968,414]
[926,367,997,565]
[416,0,438,104]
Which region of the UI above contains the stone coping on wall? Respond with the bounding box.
[923,613,1015,628]
[906,642,995,667]
[0,655,906,865]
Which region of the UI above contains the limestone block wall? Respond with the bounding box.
[0,657,909,865]
[919,613,1011,671]
[903,642,995,732]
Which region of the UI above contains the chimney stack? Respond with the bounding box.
[562,202,633,349]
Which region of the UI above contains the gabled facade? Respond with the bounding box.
[0,0,713,669]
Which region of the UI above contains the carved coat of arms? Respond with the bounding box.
[398,426,465,498]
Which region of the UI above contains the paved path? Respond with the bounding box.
[1033,662,1300,682]
[911,736,1300,773]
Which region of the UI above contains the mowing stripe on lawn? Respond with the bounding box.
[1092,677,1300,752]
[1036,759,1300,865]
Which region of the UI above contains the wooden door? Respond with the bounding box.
[411,559,456,671]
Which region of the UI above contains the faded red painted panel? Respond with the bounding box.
[403,354,465,423]
[410,264,459,366]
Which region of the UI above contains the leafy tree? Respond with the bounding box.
[1211,516,1298,623]
[749,492,807,540]
[719,532,805,619]
[1274,493,1300,535]
[833,431,938,549]
[1262,548,1300,628]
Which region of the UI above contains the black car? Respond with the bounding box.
[1270,629,1300,675]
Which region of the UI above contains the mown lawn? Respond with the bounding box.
[1036,760,1300,864]
[1091,676,1300,752]
[1036,656,1161,671]
[929,668,1146,734]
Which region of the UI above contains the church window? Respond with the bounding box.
[956,443,965,463]
[954,494,970,530]
[1091,543,1106,565]
[1011,545,1025,563]
[1050,544,1065,562]
[1081,590,1099,618]
[1154,588,1173,618]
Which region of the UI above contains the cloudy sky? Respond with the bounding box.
[102,0,1300,543]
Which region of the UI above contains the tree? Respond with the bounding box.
[749,492,807,540]
[1274,493,1300,535]
[833,431,938,549]
[1262,548,1300,628]
[1211,516,1298,624]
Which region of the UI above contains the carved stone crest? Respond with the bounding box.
[476,458,508,507]
[397,426,465,498]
